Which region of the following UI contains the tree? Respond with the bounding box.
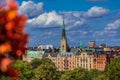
[93,74,106,80]
[105,56,120,80]
[12,60,33,80]
[88,69,104,80]
[32,58,59,80]
[30,58,43,69]
[30,58,55,69]
[60,68,90,80]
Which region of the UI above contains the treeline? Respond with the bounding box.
[0,56,120,80]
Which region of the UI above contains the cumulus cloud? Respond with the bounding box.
[74,21,83,26]
[61,12,85,30]
[27,11,63,27]
[105,19,120,30]
[94,19,120,37]
[85,6,109,17]
[27,11,85,29]
[19,1,44,18]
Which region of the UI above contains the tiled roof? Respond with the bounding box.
[60,52,74,57]
[43,53,58,57]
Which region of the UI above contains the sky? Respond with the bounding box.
[1,0,120,47]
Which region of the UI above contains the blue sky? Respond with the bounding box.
[1,0,120,47]
[17,0,120,11]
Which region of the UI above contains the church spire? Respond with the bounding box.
[62,18,65,29]
[61,17,66,39]
[60,18,67,53]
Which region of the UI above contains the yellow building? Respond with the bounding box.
[75,51,93,70]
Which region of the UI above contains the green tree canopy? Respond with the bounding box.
[12,60,33,80]
[30,58,43,69]
[105,56,120,80]
[60,68,90,80]
[88,69,104,80]
[32,58,59,80]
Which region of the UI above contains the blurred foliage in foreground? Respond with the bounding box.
[0,0,28,78]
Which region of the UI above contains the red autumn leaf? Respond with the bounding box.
[0,58,11,72]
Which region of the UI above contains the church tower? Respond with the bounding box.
[60,18,67,53]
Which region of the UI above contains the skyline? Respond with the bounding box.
[1,0,120,46]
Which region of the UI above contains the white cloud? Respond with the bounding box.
[27,11,62,27]
[61,12,85,30]
[19,1,44,18]
[94,19,120,37]
[105,19,120,30]
[85,6,109,17]
[27,11,85,29]
[73,20,84,26]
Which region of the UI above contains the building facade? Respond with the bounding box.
[75,51,93,70]
[93,53,107,71]
[56,53,76,71]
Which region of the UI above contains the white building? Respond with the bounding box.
[37,44,53,49]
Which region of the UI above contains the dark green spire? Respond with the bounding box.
[80,41,83,49]
[61,18,66,39]
[60,17,68,53]
[62,18,65,29]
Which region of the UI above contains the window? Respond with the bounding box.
[94,58,96,62]
[86,64,88,68]
[86,58,88,63]
[83,64,85,68]
[77,64,79,67]
[90,64,91,69]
